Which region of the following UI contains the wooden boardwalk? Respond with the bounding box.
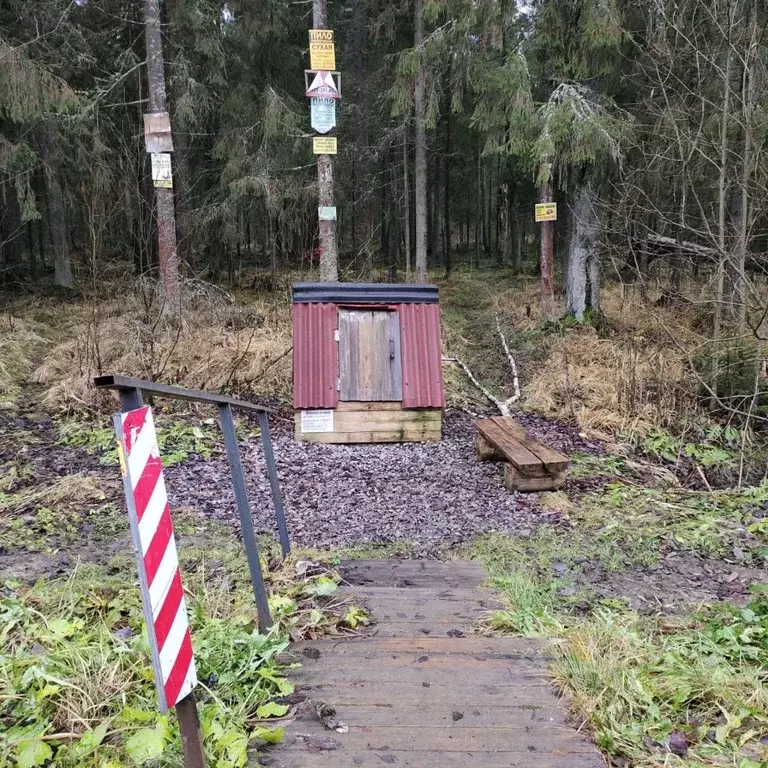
[262,559,602,768]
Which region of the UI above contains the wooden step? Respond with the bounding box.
[340,559,487,588]
[261,559,601,767]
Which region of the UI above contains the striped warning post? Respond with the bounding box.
[114,406,197,713]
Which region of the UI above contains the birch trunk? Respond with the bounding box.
[712,20,733,397]
[566,184,599,321]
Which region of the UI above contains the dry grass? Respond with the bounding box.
[498,281,707,436]
[524,329,693,435]
[439,272,705,434]
[0,270,733,434]
[0,312,51,403]
[24,280,292,412]
[0,474,106,514]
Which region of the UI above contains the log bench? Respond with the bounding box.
[475,416,569,492]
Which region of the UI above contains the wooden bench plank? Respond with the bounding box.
[476,419,543,469]
[475,417,568,473]
[490,417,569,469]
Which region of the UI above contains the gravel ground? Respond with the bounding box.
[167,409,602,554]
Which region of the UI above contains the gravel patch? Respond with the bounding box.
[167,410,602,554]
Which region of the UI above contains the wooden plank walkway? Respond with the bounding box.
[261,559,602,768]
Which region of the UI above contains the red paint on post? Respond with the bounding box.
[117,406,197,712]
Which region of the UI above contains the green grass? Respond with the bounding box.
[55,416,230,469]
[465,483,768,768]
[0,514,369,768]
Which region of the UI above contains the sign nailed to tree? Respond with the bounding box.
[151,153,173,188]
[535,203,557,222]
[313,136,337,154]
[310,98,336,134]
[143,112,173,154]
[309,29,335,70]
[305,70,341,100]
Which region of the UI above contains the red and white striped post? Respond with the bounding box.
[114,403,205,768]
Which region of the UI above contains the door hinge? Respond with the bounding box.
[389,338,396,360]
[334,329,340,342]
[336,377,341,391]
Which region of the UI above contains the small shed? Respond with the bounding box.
[292,282,445,443]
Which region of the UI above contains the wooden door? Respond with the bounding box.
[339,310,403,401]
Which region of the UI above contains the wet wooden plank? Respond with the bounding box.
[286,636,551,659]
[261,751,603,768]
[289,663,547,686]
[475,417,569,473]
[340,560,487,588]
[292,681,557,708]
[491,417,569,469]
[287,703,570,728]
[298,427,442,444]
[276,724,598,753]
[336,401,405,411]
[263,560,601,768]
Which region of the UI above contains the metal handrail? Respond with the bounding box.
[95,374,289,633]
[94,374,275,413]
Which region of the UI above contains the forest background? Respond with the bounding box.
[2,0,768,429]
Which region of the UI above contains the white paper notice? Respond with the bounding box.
[301,409,334,433]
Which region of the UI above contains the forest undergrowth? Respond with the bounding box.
[2,268,768,767]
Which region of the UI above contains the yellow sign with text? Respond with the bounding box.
[309,29,336,70]
[535,202,557,222]
[313,136,338,155]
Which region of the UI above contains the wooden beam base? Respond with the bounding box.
[296,405,442,444]
[503,464,566,492]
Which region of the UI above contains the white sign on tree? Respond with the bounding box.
[310,98,336,134]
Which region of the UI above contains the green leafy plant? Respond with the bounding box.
[56,418,222,468]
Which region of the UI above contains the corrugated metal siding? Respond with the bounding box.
[293,303,339,409]
[398,303,445,408]
[293,283,438,304]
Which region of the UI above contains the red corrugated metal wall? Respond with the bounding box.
[292,303,339,409]
[398,303,445,408]
[293,301,444,409]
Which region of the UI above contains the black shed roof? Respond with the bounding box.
[292,282,439,304]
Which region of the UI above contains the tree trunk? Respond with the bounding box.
[351,0,367,272]
[144,0,181,310]
[313,0,339,282]
[730,0,756,336]
[443,89,451,277]
[1,171,24,285]
[539,163,556,320]
[485,162,492,259]
[566,184,600,321]
[403,120,411,280]
[413,0,427,282]
[38,122,74,288]
[713,19,733,397]
[514,204,523,273]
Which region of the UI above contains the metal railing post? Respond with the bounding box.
[118,387,144,411]
[258,411,291,557]
[218,403,273,632]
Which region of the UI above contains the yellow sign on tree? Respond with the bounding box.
[313,136,338,155]
[309,29,336,70]
[535,203,557,222]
